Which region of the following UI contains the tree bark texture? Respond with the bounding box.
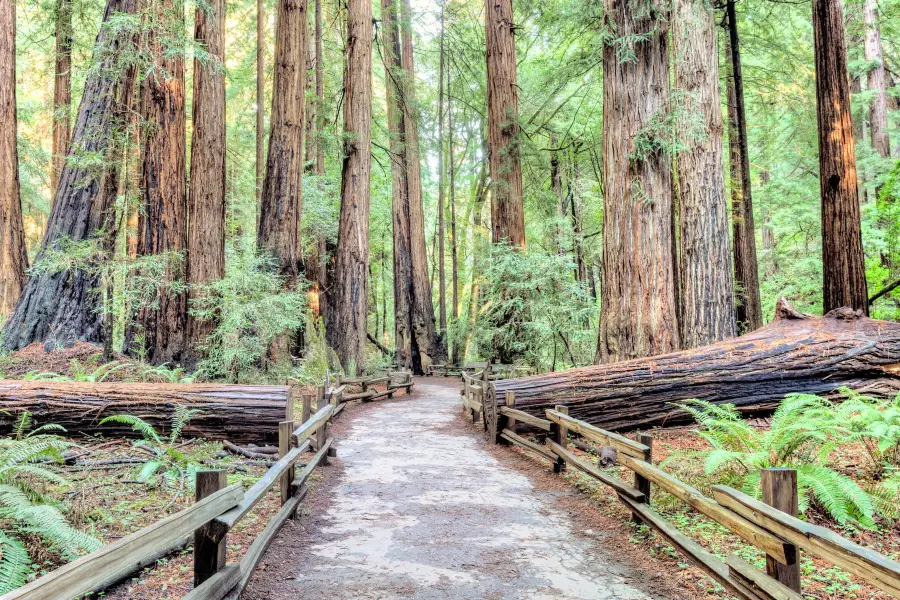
[0,0,27,318]
[256,0,265,201]
[314,0,324,175]
[448,53,461,366]
[673,0,736,348]
[2,0,139,351]
[258,0,307,282]
[381,0,418,373]
[487,299,900,433]
[812,0,868,315]
[327,0,372,371]
[132,0,188,364]
[724,0,762,334]
[51,0,73,197]
[485,0,524,248]
[863,0,890,158]
[0,381,291,443]
[398,0,443,365]
[597,0,679,364]
[437,6,447,336]
[186,0,227,357]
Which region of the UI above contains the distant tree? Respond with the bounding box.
[51,0,73,197]
[863,0,890,158]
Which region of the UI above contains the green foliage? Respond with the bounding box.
[667,395,887,528]
[293,318,342,386]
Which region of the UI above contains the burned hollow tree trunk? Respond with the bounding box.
[0,381,292,443]
[2,0,140,351]
[486,299,900,434]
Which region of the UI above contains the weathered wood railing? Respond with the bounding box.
[475,389,900,599]
[336,371,413,402]
[0,384,349,600]
[460,370,486,423]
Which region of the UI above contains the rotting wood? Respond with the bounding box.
[486,300,900,433]
[544,438,645,501]
[712,485,900,596]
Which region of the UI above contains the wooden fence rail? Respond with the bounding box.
[466,387,900,599]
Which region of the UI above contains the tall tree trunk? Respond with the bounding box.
[314,0,324,175]
[186,0,227,359]
[597,0,679,364]
[258,0,306,282]
[724,0,762,334]
[2,0,138,350]
[673,0,736,348]
[485,0,524,248]
[304,25,315,172]
[437,5,447,337]
[327,0,372,372]
[0,0,27,318]
[863,0,890,158]
[448,47,461,366]
[130,0,187,364]
[398,0,443,365]
[51,0,73,197]
[256,0,265,202]
[812,0,868,315]
[381,0,416,372]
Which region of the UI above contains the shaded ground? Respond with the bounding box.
[242,379,672,600]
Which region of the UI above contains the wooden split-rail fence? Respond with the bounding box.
[462,373,900,599]
[0,384,358,600]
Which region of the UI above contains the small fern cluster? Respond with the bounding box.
[0,413,101,593]
[669,390,900,529]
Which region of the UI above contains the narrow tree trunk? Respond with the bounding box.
[812,0,868,314]
[597,0,679,363]
[674,0,736,348]
[863,0,890,158]
[51,0,73,197]
[258,0,306,282]
[724,0,762,334]
[327,0,372,372]
[314,0,324,175]
[485,0,524,248]
[131,0,188,364]
[448,49,461,366]
[437,5,447,337]
[256,0,265,202]
[2,0,138,350]
[0,0,27,318]
[398,0,443,365]
[186,0,227,359]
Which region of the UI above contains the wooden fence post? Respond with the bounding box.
[317,392,329,465]
[497,392,515,445]
[552,405,568,473]
[632,433,653,523]
[279,421,294,505]
[302,393,312,425]
[762,468,801,592]
[193,470,226,586]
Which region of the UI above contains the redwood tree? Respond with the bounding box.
[863,0,890,158]
[51,0,73,196]
[673,0,736,348]
[597,0,679,363]
[0,0,27,317]
[485,0,524,248]
[132,0,188,364]
[2,0,138,350]
[186,0,227,356]
[812,0,868,314]
[327,0,372,371]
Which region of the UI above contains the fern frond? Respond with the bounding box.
[12,412,31,440]
[99,415,161,444]
[0,532,31,594]
[169,406,201,443]
[137,460,163,483]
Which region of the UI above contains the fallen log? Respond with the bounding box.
[0,381,289,443]
[486,299,900,435]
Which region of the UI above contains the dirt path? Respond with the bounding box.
[242,380,666,599]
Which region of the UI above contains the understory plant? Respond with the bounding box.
[667,394,883,529]
[0,413,100,593]
[99,406,202,506]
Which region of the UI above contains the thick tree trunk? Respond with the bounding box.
[0,0,27,318]
[487,299,900,433]
[597,0,679,364]
[724,0,762,334]
[130,0,188,364]
[327,0,372,372]
[398,0,443,366]
[314,0,324,176]
[256,0,265,202]
[674,0,736,348]
[812,0,868,315]
[258,0,306,282]
[0,381,291,443]
[51,0,73,197]
[2,0,138,351]
[185,0,227,359]
[863,0,890,158]
[485,0,524,248]
[382,0,417,373]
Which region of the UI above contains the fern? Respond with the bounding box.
[0,532,30,594]
[169,406,201,443]
[98,414,161,444]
